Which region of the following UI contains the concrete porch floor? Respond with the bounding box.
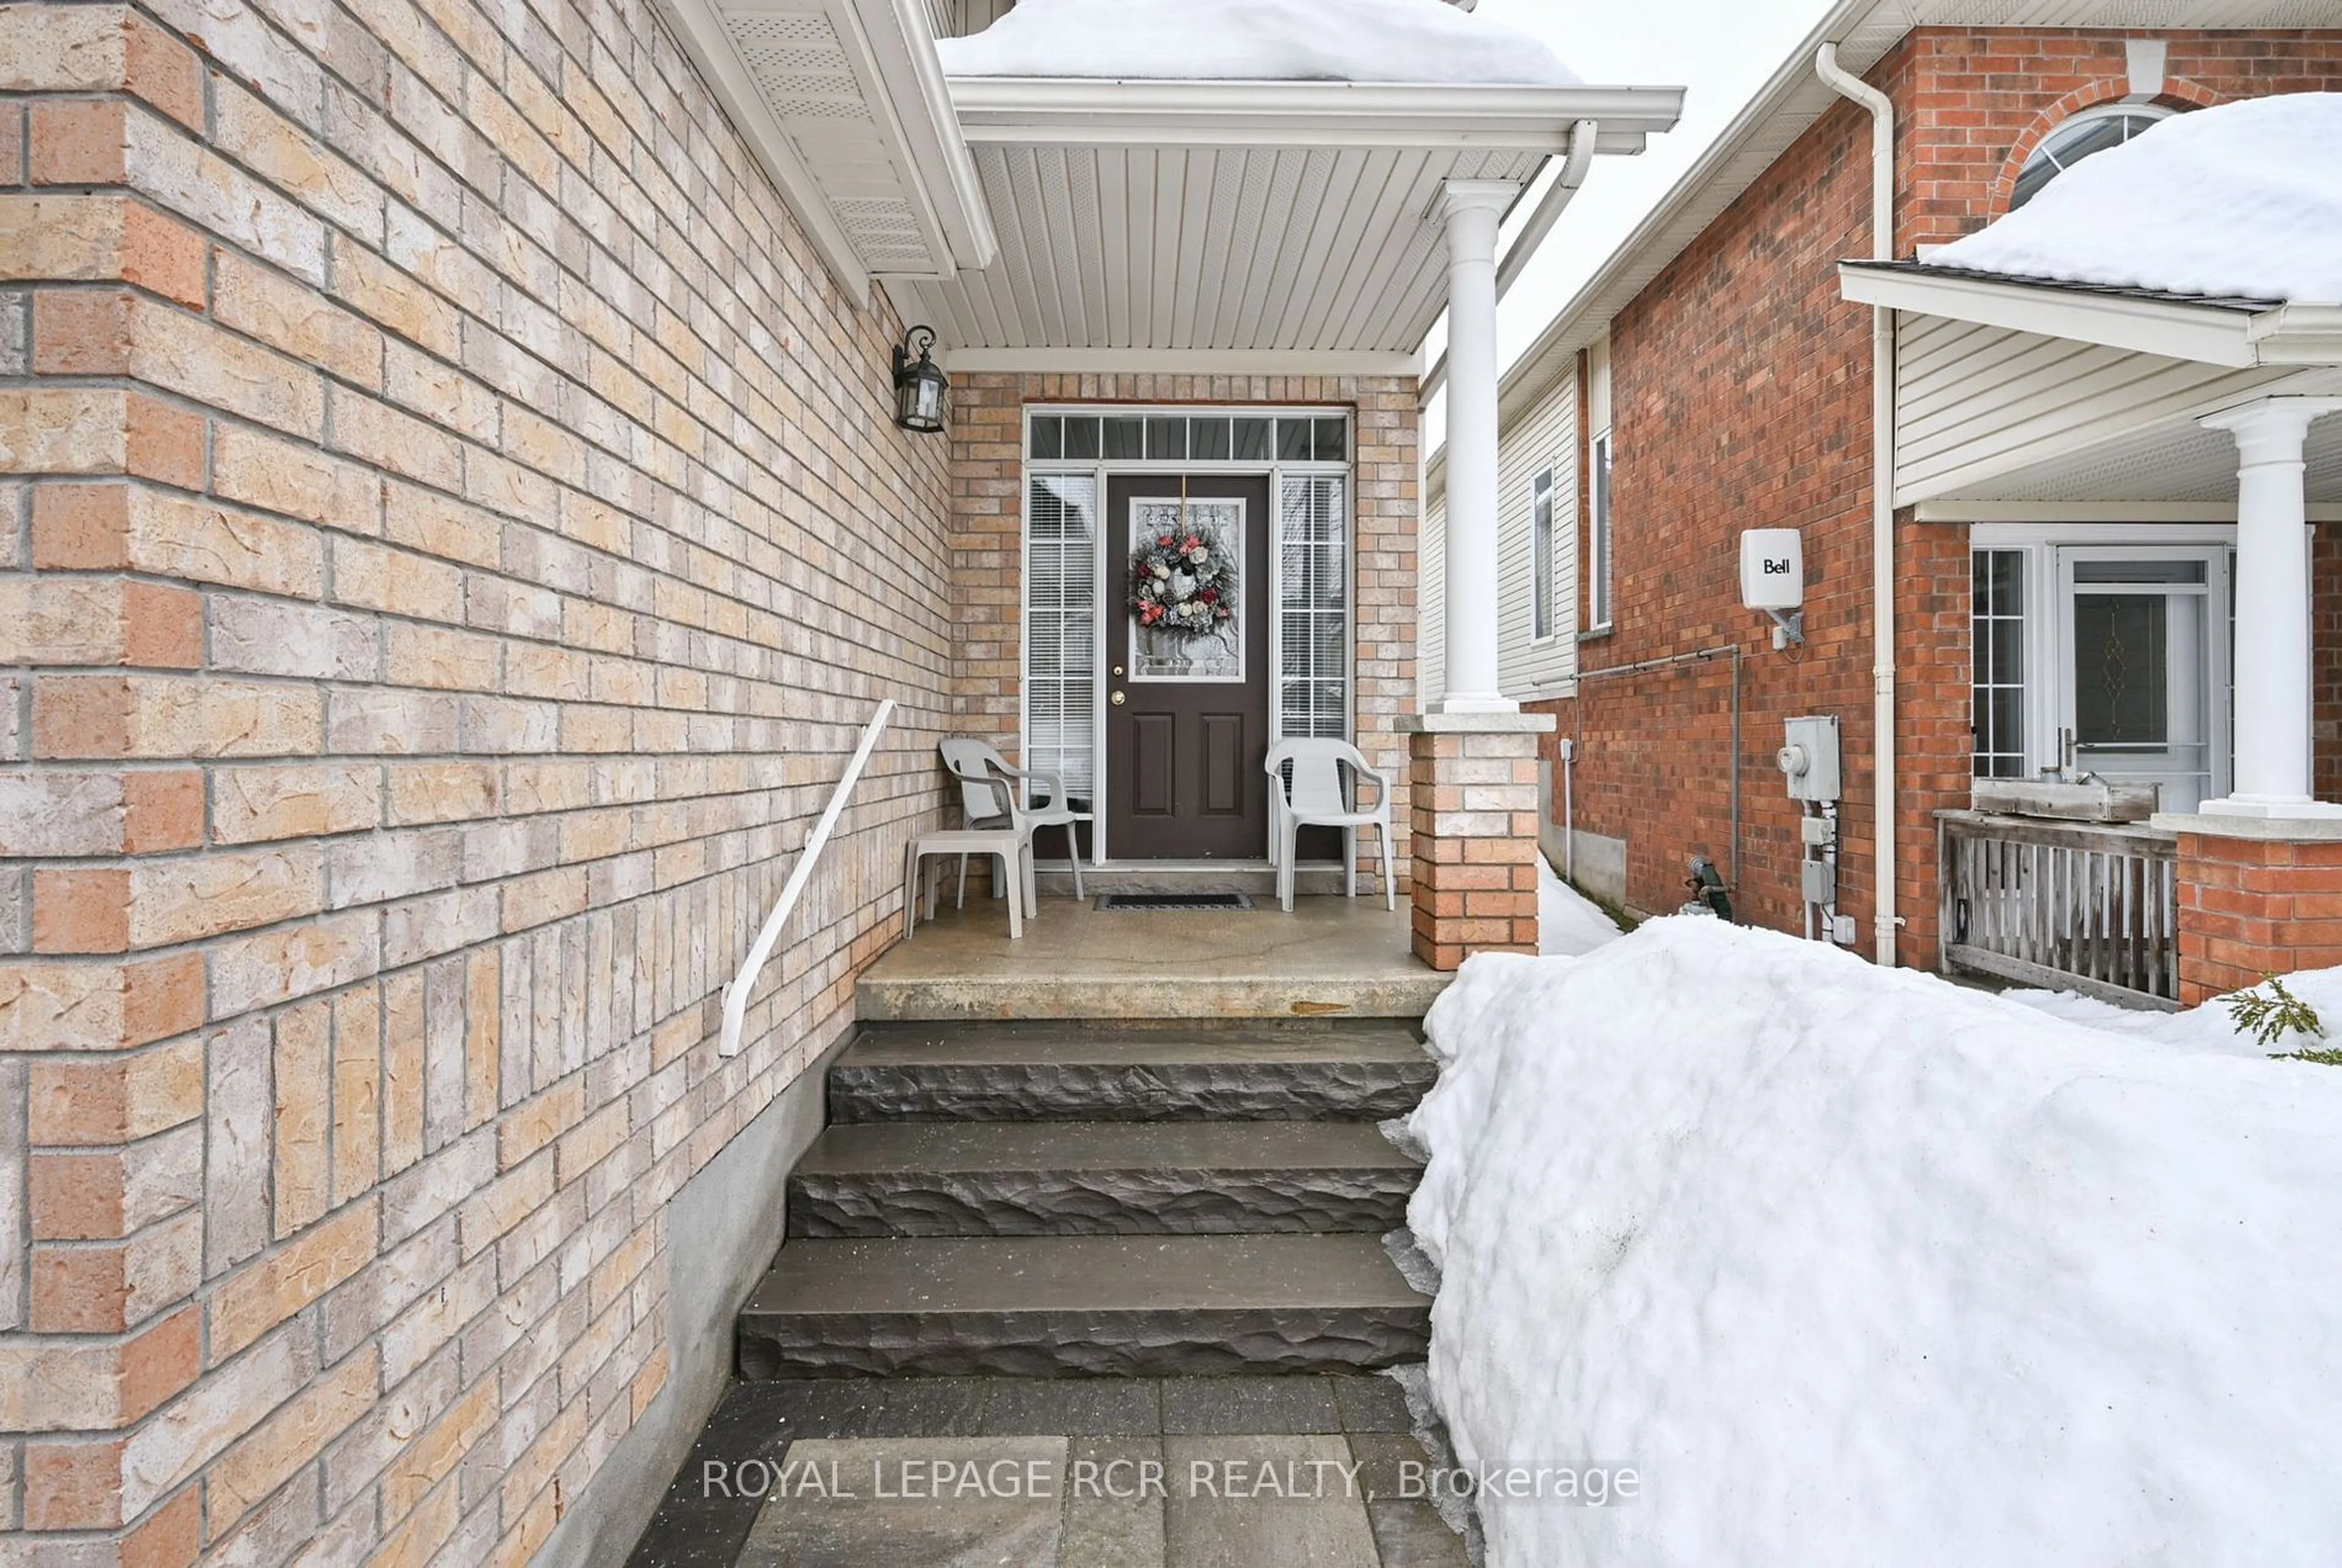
[860,897,1447,1022]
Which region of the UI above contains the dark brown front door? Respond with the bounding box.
[1105,474,1272,860]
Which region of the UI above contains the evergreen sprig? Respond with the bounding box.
[2224,974,2327,1052]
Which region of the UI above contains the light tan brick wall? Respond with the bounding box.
[0,0,953,1561]
[1406,720,1548,970]
[948,373,1419,880]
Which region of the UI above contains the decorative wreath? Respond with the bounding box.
[1130,526,1237,639]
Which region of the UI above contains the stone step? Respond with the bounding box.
[787,1120,1422,1238]
[737,1234,1431,1379]
[827,1022,1436,1124]
[855,905,1445,1022]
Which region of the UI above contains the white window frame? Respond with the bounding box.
[1969,523,2235,799]
[1585,428,1614,634]
[1530,467,1558,644]
[1019,405,1353,865]
[2010,102,2179,211]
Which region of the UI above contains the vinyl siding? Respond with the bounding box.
[1893,310,2303,504]
[1495,378,1580,698]
[930,0,1014,36]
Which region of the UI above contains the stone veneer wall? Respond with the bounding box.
[948,372,1420,884]
[0,0,953,1561]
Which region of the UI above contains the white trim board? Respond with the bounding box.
[948,349,1423,376]
[1924,500,2342,523]
[1969,521,2238,548]
[945,79,1685,153]
[654,0,994,294]
[1841,265,2268,368]
[1842,266,2342,371]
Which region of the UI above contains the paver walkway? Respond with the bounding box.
[626,1373,1472,1567]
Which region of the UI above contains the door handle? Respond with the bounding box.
[1111,690,1126,706]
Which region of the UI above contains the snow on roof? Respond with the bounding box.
[1926,93,2342,306]
[934,0,1578,86]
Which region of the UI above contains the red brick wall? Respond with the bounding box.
[1545,54,1912,947]
[2316,526,2342,802]
[1899,28,2342,246]
[2176,832,2342,1004]
[1543,26,2342,965]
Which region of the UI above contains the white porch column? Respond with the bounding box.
[2199,395,2342,817]
[1439,179,1519,715]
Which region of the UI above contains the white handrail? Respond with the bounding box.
[718,698,897,1058]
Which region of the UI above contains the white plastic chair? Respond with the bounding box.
[1264,739,1395,913]
[904,749,1036,939]
[940,737,1092,898]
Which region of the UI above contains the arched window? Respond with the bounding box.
[2009,104,2177,210]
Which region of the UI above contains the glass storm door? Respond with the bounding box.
[2054,547,2229,814]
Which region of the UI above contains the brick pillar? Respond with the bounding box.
[2172,820,2342,1004]
[1403,713,1556,970]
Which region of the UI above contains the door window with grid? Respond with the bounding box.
[1972,550,2027,778]
[1278,474,1349,740]
[1025,475,1098,809]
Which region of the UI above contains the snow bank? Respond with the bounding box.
[2003,972,2342,1059]
[1927,93,2342,303]
[1538,856,1625,958]
[935,0,1577,86]
[1408,919,2342,1567]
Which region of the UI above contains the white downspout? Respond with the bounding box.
[1495,121,1599,302]
[1815,42,1899,968]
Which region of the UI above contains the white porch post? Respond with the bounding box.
[1439,179,1519,715]
[2199,396,2342,817]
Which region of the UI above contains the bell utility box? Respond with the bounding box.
[1778,714,1842,803]
[1740,528,1804,646]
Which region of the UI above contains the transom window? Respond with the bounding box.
[1028,412,1348,465]
[2009,105,2176,211]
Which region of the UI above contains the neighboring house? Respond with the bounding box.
[0,1,1677,1565]
[1431,0,2342,1004]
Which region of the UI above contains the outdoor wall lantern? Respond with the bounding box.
[892,326,948,434]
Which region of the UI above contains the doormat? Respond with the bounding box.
[1093,892,1255,912]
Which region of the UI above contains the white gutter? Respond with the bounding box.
[947,79,1680,152]
[1838,263,2268,368]
[1814,41,1898,968]
[1420,117,1599,402]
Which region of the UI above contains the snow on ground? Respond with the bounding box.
[1538,855,1627,957]
[2002,970,2342,1059]
[1407,918,2342,1567]
[935,0,1578,85]
[1926,93,2342,303]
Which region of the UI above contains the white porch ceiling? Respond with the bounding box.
[1927,404,2342,507]
[906,81,1685,368]
[903,142,1542,366]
